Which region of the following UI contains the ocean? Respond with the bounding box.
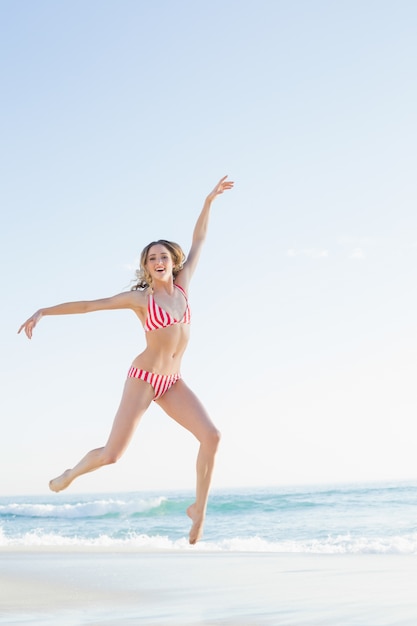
[1,480,417,553]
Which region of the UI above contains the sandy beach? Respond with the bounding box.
[1,550,417,625]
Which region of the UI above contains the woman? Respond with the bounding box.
[18,175,234,544]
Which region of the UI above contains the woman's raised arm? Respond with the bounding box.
[178,175,234,286]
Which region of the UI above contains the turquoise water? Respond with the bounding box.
[1,481,417,552]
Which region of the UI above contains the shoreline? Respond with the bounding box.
[1,551,417,625]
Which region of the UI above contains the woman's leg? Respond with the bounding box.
[49,378,155,492]
[156,380,221,544]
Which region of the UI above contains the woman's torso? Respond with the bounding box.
[131,284,191,375]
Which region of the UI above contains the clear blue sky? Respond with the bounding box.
[1,0,416,495]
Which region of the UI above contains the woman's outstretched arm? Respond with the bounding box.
[18,291,143,339]
[178,175,234,286]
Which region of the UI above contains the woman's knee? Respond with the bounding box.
[204,427,221,451]
[100,447,123,466]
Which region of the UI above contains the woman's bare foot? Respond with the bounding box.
[187,503,205,544]
[49,469,73,493]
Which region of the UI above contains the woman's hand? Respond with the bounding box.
[18,310,43,339]
[206,175,234,202]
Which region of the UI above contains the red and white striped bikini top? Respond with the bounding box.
[144,284,191,332]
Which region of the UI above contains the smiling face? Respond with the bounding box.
[145,244,174,283]
[135,239,186,290]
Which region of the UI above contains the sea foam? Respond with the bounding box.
[0,496,166,519]
[2,526,417,554]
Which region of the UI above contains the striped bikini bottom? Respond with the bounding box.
[127,366,181,400]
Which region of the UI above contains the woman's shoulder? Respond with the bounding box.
[104,288,149,310]
[174,268,191,293]
[128,287,150,306]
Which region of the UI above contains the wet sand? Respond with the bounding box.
[1,550,417,625]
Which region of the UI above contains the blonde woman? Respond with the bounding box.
[18,175,234,544]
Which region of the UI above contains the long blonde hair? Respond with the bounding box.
[131,240,186,290]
